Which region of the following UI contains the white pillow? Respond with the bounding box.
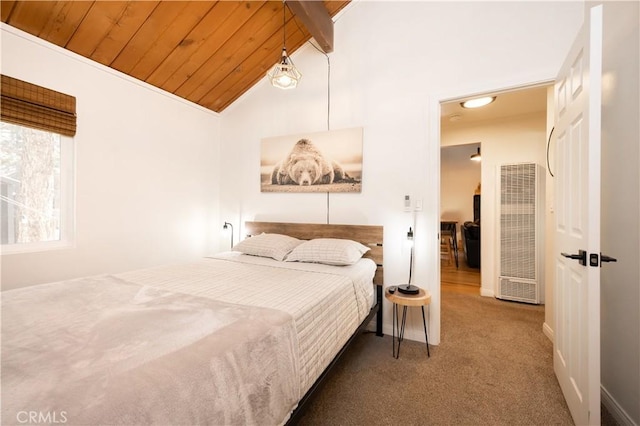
[285,238,370,266]
[232,233,302,261]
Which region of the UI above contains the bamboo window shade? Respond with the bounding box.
[1,75,76,137]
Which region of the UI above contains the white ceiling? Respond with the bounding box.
[440,85,550,129]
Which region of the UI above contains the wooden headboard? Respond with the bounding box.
[244,221,384,286]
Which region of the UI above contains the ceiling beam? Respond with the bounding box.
[287,0,334,53]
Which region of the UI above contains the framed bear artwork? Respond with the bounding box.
[260,127,363,193]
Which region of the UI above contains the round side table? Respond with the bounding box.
[385,286,431,358]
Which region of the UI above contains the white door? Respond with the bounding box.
[554,4,602,425]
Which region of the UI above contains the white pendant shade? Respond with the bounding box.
[268,48,301,90]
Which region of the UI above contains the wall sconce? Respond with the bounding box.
[398,227,419,295]
[470,147,481,162]
[223,222,234,249]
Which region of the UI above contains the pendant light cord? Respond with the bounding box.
[287,4,332,223]
[327,192,330,224]
[286,3,331,131]
[326,57,330,131]
[282,0,286,52]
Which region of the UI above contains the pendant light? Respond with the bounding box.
[267,0,302,90]
[470,147,481,161]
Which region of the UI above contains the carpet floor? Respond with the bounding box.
[297,288,576,425]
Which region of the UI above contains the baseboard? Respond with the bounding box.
[382,324,429,344]
[601,384,638,426]
[542,322,554,342]
[480,287,495,297]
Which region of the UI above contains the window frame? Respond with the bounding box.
[1,131,76,255]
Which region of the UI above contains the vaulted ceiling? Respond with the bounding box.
[0,1,350,113]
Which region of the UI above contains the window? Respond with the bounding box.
[0,75,76,253]
[1,123,74,253]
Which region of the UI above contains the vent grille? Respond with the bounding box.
[498,163,542,305]
[499,278,538,303]
[500,163,536,280]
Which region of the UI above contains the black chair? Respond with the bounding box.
[462,221,480,269]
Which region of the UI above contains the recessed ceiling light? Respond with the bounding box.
[461,96,496,109]
[449,114,462,122]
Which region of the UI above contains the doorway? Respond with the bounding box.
[440,142,481,294]
[438,84,552,299]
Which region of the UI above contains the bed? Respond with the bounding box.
[1,221,383,425]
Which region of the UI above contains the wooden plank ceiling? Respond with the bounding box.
[0,1,350,113]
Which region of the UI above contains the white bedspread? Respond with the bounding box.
[1,275,299,426]
[1,254,376,425]
[117,253,376,394]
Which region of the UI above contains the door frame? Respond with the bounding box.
[428,79,554,346]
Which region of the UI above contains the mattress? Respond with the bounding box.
[117,252,377,395]
[1,253,376,425]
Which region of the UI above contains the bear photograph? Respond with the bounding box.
[261,127,362,193]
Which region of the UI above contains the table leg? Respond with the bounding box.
[376,285,384,337]
[452,226,459,268]
[392,303,430,359]
[421,306,430,357]
[392,303,397,358]
[396,306,408,359]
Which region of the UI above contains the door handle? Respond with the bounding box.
[589,252,618,267]
[561,249,587,266]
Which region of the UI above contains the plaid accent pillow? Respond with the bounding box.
[232,233,302,261]
[285,238,370,266]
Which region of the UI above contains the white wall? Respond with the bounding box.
[220,1,583,343]
[441,112,548,300]
[440,143,481,241]
[0,25,222,290]
[599,1,640,424]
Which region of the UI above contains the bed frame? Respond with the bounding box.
[244,221,384,424]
